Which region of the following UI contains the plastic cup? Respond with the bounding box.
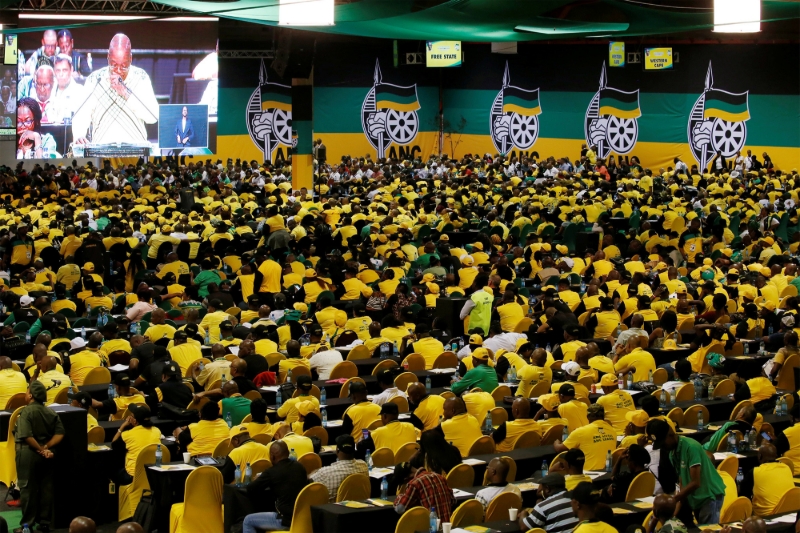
[442,523,451,533]
[183,452,191,464]
[509,508,518,520]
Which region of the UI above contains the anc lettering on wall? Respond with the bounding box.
[216,43,799,168]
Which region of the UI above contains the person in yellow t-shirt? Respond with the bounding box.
[315,298,347,339]
[341,267,373,300]
[750,443,795,516]
[556,381,589,433]
[492,397,541,452]
[555,404,617,472]
[143,309,177,343]
[221,425,271,484]
[91,373,147,421]
[0,356,28,409]
[595,373,635,435]
[175,401,231,456]
[496,292,525,332]
[68,335,103,386]
[344,304,372,342]
[516,347,553,398]
[407,382,445,431]
[549,448,592,490]
[359,403,419,454]
[570,480,619,533]
[613,335,656,382]
[400,323,444,369]
[441,396,483,456]
[112,405,163,483]
[341,381,382,440]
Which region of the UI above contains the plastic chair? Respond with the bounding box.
[401,354,426,371]
[292,384,322,401]
[652,368,668,386]
[712,379,735,398]
[468,436,495,455]
[393,372,418,392]
[4,393,27,411]
[370,447,395,468]
[303,426,329,446]
[81,367,112,388]
[252,434,272,446]
[346,345,371,361]
[394,442,420,464]
[528,381,551,398]
[244,390,262,401]
[485,491,522,522]
[450,499,484,528]
[675,383,694,402]
[720,497,752,523]
[339,377,366,398]
[491,385,512,401]
[265,352,286,368]
[541,424,564,445]
[394,506,429,533]
[287,481,329,533]
[730,400,753,420]
[336,473,371,502]
[666,407,684,427]
[682,404,710,429]
[388,395,410,413]
[776,354,799,391]
[777,457,794,472]
[0,407,23,487]
[514,317,533,333]
[514,430,541,449]
[298,452,322,475]
[771,487,800,514]
[717,455,739,479]
[432,351,458,369]
[119,443,171,520]
[87,426,106,444]
[250,458,272,478]
[169,466,223,533]
[440,391,456,400]
[329,361,358,380]
[213,438,232,458]
[625,471,656,501]
[490,406,508,426]
[367,419,383,430]
[371,359,399,375]
[445,464,475,488]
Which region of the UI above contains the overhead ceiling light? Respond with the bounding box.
[714,0,760,32]
[279,0,334,26]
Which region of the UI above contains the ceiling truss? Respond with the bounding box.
[15,0,187,14]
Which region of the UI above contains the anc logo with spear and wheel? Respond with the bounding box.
[490,61,542,155]
[584,62,641,159]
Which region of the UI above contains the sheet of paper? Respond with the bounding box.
[513,482,539,492]
[429,368,457,374]
[766,514,797,524]
[109,364,130,371]
[678,428,697,434]
[321,445,337,453]
[462,458,486,466]
[398,413,411,420]
[632,501,653,509]
[612,508,634,514]
[637,496,656,504]
[337,501,372,508]
[367,499,394,507]
[452,488,474,499]
[260,386,280,392]
[708,425,722,430]
[713,452,745,460]
[148,464,196,472]
[325,420,343,427]
[228,346,239,356]
[368,467,394,479]
[87,444,111,452]
[584,471,607,479]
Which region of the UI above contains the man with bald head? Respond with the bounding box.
[36,355,70,405]
[73,33,158,145]
[646,493,686,533]
[69,516,96,533]
[492,397,539,452]
[144,309,176,343]
[406,381,445,431]
[0,356,28,409]
[25,29,59,75]
[116,523,144,533]
[441,397,483,456]
[237,339,269,380]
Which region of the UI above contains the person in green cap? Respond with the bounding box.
[701,352,729,393]
[15,380,65,533]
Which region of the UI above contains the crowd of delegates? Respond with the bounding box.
[0,147,797,533]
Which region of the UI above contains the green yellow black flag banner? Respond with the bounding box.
[703,89,750,122]
[375,83,420,112]
[502,86,541,116]
[260,83,292,111]
[598,87,641,119]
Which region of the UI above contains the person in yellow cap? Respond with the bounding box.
[424,282,439,308]
[220,424,270,484]
[595,372,635,435]
[451,347,498,395]
[619,410,649,448]
[533,393,568,434]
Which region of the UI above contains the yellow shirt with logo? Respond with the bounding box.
[563,420,617,471]
[144,324,177,342]
[343,401,382,440]
[344,317,372,341]
[595,389,635,435]
[496,419,541,452]
[614,348,656,382]
[515,365,552,398]
[441,412,483,456]
[228,440,271,482]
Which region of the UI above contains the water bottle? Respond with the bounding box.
[562,425,569,441]
[198,361,205,373]
[451,341,458,352]
[660,389,667,409]
[205,329,211,345]
[289,448,297,461]
[87,304,91,318]
[541,460,548,477]
[728,431,738,453]
[509,365,517,383]
[618,374,624,390]
[605,450,612,472]
[108,383,116,399]
[748,429,757,449]
[429,507,438,533]
[245,462,252,485]
[221,373,228,386]
[671,389,677,406]
[627,371,633,389]
[453,370,460,382]
[234,464,242,487]
[648,369,653,384]
[276,388,282,408]
[545,343,552,354]
[225,411,233,428]
[392,342,399,357]
[484,412,493,435]
[616,324,622,338]
[68,384,73,397]
[25,331,30,344]
[155,444,163,467]
[320,388,327,404]
[759,341,766,356]
[365,449,373,471]
[81,327,86,339]
[380,343,388,359]
[768,324,774,336]
[21,525,30,533]
[697,410,703,430]
[449,264,454,274]
[708,382,714,399]
[580,280,586,293]
[51,292,56,303]
[780,396,787,416]
[287,369,293,384]
[693,378,702,401]
[736,467,743,489]
[136,322,141,336]
[744,342,749,355]
[381,476,389,500]
[425,375,431,392]
[322,407,328,427]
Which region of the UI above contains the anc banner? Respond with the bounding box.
[703,89,750,122]
[598,88,641,120]
[502,86,541,117]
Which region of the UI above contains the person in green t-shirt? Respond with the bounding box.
[450,347,498,395]
[648,419,726,525]
[193,258,222,298]
[220,381,252,426]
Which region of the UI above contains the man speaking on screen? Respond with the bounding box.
[72,33,158,146]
